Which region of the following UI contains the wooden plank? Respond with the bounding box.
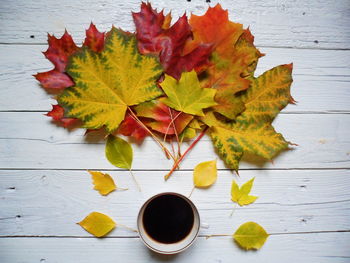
[0,0,349,49]
[0,169,349,236]
[0,113,349,170]
[1,233,349,263]
[0,45,350,112]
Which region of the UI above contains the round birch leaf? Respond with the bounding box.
[78,212,116,237]
[233,222,269,250]
[193,160,217,188]
[105,135,133,169]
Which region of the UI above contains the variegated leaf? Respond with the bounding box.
[58,28,163,132]
[210,123,289,171]
[237,64,294,126]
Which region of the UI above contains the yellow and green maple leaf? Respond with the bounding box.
[58,28,163,132]
[207,64,293,171]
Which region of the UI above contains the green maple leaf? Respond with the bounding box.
[159,70,217,116]
[58,28,163,132]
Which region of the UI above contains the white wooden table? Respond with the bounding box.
[1,0,349,262]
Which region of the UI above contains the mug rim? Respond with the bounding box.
[137,192,200,254]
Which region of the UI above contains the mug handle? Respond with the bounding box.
[200,222,210,229]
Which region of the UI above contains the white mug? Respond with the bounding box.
[137,192,200,254]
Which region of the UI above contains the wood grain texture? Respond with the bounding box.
[0,170,349,236]
[1,0,350,261]
[1,233,349,263]
[0,0,349,49]
[0,113,349,170]
[1,46,350,112]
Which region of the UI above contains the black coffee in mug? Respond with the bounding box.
[137,192,200,254]
[142,193,195,244]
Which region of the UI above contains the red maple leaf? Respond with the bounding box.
[46,105,78,128]
[135,100,193,135]
[34,70,74,90]
[132,2,212,79]
[118,113,149,141]
[34,30,78,91]
[35,24,105,91]
[43,30,79,72]
[84,23,105,52]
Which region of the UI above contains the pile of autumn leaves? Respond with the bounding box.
[34,2,294,251]
[34,3,294,177]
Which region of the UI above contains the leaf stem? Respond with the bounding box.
[164,126,208,180]
[127,107,175,161]
[129,169,141,192]
[205,234,231,239]
[118,223,138,233]
[117,187,129,191]
[230,203,238,217]
[168,110,182,157]
[188,186,195,199]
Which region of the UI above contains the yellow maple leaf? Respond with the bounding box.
[193,160,217,188]
[207,64,293,171]
[233,222,269,250]
[231,178,258,206]
[58,28,163,132]
[78,212,116,237]
[237,64,294,126]
[88,171,116,196]
[159,70,217,116]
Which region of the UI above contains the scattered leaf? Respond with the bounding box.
[193,160,217,188]
[233,222,269,250]
[58,28,163,132]
[78,212,116,237]
[105,135,133,170]
[231,178,258,206]
[89,171,116,196]
[160,70,217,116]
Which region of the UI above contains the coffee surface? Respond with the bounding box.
[143,194,194,244]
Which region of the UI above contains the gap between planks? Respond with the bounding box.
[0,168,350,171]
[1,110,350,114]
[1,230,350,239]
[1,42,350,51]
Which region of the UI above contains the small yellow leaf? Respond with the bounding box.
[238,195,258,206]
[231,177,258,206]
[230,180,241,202]
[233,222,269,250]
[89,171,116,196]
[78,212,116,237]
[193,160,217,188]
[240,177,255,196]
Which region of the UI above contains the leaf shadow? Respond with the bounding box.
[241,147,296,168]
[83,128,108,143]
